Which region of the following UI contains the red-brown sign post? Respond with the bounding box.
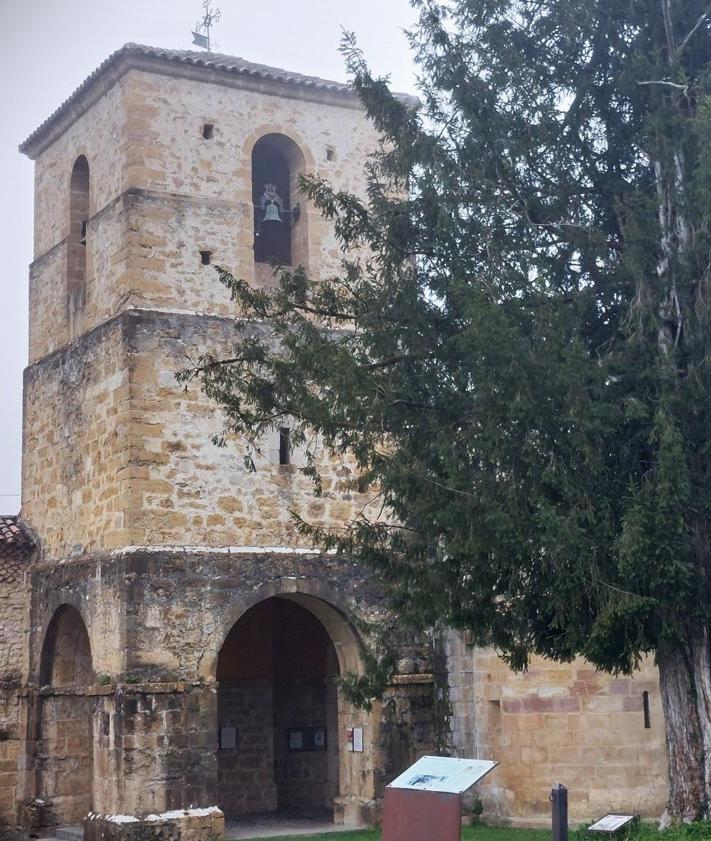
[382,756,498,841]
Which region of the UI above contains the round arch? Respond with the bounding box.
[213,590,362,819]
[200,578,366,680]
[248,130,312,273]
[36,604,95,825]
[242,124,316,170]
[39,603,93,687]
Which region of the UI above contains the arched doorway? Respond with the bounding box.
[37,605,95,825]
[216,597,341,818]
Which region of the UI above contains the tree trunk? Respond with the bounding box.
[657,633,711,824]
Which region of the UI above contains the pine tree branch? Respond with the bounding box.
[637,80,689,91]
[677,7,711,57]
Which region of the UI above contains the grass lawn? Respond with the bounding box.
[249,826,552,841]
[250,822,711,841]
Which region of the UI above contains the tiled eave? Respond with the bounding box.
[0,515,34,564]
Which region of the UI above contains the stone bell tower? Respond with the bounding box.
[15,44,437,833]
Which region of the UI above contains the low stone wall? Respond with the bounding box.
[84,808,224,841]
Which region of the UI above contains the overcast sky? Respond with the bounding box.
[0,0,419,511]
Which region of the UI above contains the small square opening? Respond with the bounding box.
[326,146,336,162]
[200,250,213,266]
[202,123,215,140]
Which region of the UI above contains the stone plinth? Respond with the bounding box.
[84,808,225,841]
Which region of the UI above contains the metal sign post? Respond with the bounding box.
[551,783,568,841]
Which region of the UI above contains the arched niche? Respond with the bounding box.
[37,604,95,825]
[39,603,93,687]
[252,134,308,276]
[66,155,90,336]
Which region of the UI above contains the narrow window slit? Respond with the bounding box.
[279,428,291,466]
[326,146,336,162]
[202,123,215,139]
[200,250,213,266]
[642,690,651,729]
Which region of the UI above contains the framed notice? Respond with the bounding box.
[288,727,327,751]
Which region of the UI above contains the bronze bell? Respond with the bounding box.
[263,202,282,223]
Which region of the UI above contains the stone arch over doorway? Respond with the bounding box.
[37,604,95,825]
[212,586,373,824]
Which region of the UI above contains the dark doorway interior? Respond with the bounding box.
[216,597,340,818]
[38,605,95,825]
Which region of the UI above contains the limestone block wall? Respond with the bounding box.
[27,65,378,364]
[36,692,94,824]
[29,81,128,362]
[24,550,437,825]
[217,680,277,815]
[273,680,337,812]
[22,317,131,558]
[123,309,377,551]
[29,192,131,362]
[445,633,667,827]
[0,557,28,827]
[32,82,126,259]
[119,68,376,294]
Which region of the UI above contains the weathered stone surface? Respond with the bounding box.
[4,41,669,834]
[84,807,224,841]
[445,632,667,826]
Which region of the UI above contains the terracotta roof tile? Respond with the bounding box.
[0,516,33,563]
[21,43,419,157]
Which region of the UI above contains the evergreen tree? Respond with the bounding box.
[182,0,711,822]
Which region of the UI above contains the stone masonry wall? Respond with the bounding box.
[22,317,131,558]
[124,309,379,552]
[28,66,379,364]
[24,306,378,561]
[445,632,667,827]
[217,680,277,815]
[0,557,27,827]
[26,549,437,823]
[36,692,94,825]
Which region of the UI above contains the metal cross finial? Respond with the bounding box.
[192,0,221,52]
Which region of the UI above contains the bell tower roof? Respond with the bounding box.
[20,42,416,160]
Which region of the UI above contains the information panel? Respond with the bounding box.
[589,815,636,833]
[387,755,498,794]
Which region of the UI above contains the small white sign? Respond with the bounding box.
[589,815,636,833]
[387,755,497,794]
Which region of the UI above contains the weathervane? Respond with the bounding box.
[192,0,221,52]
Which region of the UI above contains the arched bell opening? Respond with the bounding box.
[37,605,95,825]
[215,596,343,820]
[66,156,90,337]
[251,134,308,276]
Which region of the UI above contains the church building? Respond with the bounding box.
[0,43,669,836]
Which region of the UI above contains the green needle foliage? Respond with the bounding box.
[181,0,711,821]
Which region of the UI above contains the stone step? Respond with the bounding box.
[54,827,83,841]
